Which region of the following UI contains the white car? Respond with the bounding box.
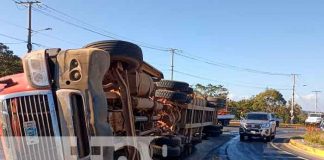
[305,113,323,125]
[239,112,277,142]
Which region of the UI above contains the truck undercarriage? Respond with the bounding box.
[0,40,225,160]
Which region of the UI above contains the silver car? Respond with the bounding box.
[239,112,277,142]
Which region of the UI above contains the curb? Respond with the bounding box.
[289,139,324,158]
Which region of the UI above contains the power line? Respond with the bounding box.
[173,69,292,91]
[37,3,169,51]
[175,51,292,76]
[0,32,50,48]
[34,3,295,77]
[0,18,81,46]
[0,33,26,42]
[2,42,26,44]
[28,3,295,79]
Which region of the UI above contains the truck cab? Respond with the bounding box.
[305,113,323,126]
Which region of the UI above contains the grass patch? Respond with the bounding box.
[304,130,324,146]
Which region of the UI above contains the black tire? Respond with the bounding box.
[265,136,272,142]
[155,90,188,104]
[240,135,245,141]
[187,87,194,94]
[150,144,181,158]
[113,146,141,160]
[155,80,189,92]
[191,137,202,145]
[84,40,143,69]
[154,136,182,147]
[203,125,222,132]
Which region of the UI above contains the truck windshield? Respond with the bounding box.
[247,114,268,120]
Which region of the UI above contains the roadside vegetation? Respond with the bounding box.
[227,89,307,124]
[192,84,307,124]
[0,43,23,77]
[304,127,324,146]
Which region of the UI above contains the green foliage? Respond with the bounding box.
[0,43,23,77]
[252,89,286,112]
[194,83,228,97]
[227,89,306,124]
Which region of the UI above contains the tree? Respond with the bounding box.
[252,89,287,112]
[194,83,228,98]
[0,43,23,77]
[228,98,254,119]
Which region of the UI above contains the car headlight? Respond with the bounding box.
[261,123,270,128]
[23,50,50,88]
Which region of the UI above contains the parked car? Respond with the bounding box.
[305,113,323,126]
[239,112,277,142]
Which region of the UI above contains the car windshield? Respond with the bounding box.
[247,114,268,120]
[309,114,321,117]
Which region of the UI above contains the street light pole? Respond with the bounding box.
[312,91,321,113]
[169,48,180,80]
[290,74,298,124]
[16,1,41,53]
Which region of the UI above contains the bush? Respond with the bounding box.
[304,127,324,146]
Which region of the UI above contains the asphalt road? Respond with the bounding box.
[203,126,308,160]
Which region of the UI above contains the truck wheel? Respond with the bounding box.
[154,136,182,147]
[84,40,143,69]
[191,136,202,145]
[187,87,194,94]
[114,146,141,160]
[150,144,181,158]
[155,80,189,92]
[155,90,188,104]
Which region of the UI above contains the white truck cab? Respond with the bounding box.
[305,113,323,126]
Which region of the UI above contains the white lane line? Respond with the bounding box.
[270,141,307,160]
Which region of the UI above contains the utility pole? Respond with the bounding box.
[169,48,180,80]
[290,74,298,124]
[16,1,41,53]
[312,91,321,113]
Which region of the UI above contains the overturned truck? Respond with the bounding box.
[0,40,225,160]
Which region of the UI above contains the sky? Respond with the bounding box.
[0,0,323,112]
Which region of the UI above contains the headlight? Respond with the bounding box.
[23,50,50,88]
[261,123,270,128]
